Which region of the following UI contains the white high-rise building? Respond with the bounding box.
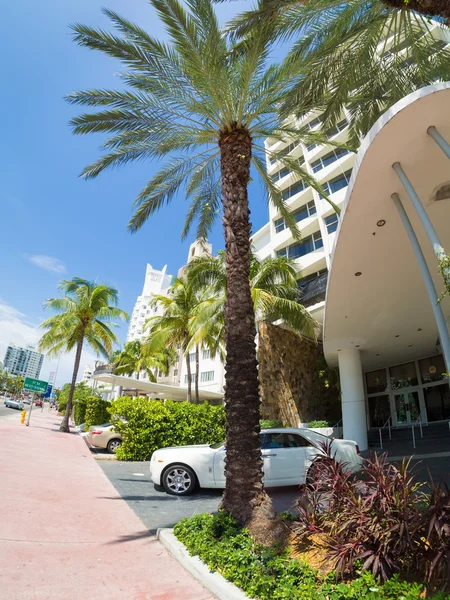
[127,264,173,343]
[3,345,44,379]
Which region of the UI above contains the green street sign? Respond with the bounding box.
[23,377,49,394]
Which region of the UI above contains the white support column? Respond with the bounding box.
[392,193,450,374]
[392,162,445,259]
[338,348,368,451]
[427,126,450,159]
[114,385,122,400]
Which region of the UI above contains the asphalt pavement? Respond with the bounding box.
[98,453,450,534]
[98,459,301,533]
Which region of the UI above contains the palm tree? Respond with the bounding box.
[39,278,128,432]
[66,0,336,538]
[187,250,319,344]
[145,278,200,403]
[225,1,450,145]
[112,339,175,383]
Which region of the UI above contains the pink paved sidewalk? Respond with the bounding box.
[0,410,214,600]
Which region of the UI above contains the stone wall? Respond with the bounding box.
[258,321,341,427]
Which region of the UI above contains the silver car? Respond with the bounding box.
[5,399,24,410]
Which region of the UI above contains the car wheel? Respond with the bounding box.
[162,464,197,496]
[106,438,122,454]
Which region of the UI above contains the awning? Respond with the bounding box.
[92,372,224,403]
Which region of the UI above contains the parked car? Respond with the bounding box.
[75,423,86,434]
[5,398,24,410]
[22,398,32,405]
[150,428,362,496]
[86,424,122,454]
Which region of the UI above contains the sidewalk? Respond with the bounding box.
[0,410,214,600]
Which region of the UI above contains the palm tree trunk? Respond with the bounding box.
[185,351,192,403]
[218,124,283,545]
[381,0,449,19]
[195,345,200,404]
[60,338,83,433]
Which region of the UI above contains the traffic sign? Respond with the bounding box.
[23,377,49,394]
[44,384,53,399]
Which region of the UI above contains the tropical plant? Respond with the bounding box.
[187,250,319,344]
[39,278,128,432]
[293,445,450,587]
[84,396,111,429]
[112,339,175,383]
[225,1,450,145]
[145,277,203,403]
[65,0,343,538]
[2,374,24,397]
[437,251,450,302]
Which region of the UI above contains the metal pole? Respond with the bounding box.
[388,418,391,440]
[392,162,445,259]
[379,428,383,449]
[427,126,450,159]
[392,194,450,374]
[419,418,423,438]
[26,392,35,427]
[412,424,416,449]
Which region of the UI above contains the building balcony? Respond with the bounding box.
[299,271,328,308]
[93,364,115,376]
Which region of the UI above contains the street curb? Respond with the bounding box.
[157,528,249,600]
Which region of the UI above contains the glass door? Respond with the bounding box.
[394,391,422,425]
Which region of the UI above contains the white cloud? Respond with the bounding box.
[26,254,66,274]
[0,300,98,388]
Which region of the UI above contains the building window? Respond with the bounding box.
[184,374,195,384]
[327,119,348,138]
[310,148,350,173]
[389,361,418,390]
[173,369,178,377]
[282,180,307,201]
[293,200,316,223]
[305,116,322,131]
[277,232,323,259]
[275,218,285,234]
[418,354,447,384]
[200,371,214,382]
[366,369,388,394]
[202,349,210,360]
[322,169,352,196]
[272,167,290,182]
[325,213,339,234]
[189,352,196,362]
[306,142,317,152]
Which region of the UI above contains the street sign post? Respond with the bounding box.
[24,378,48,425]
[23,378,49,394]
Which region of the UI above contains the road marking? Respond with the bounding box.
[133,472,145,477]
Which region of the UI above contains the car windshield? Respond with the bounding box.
[209,441,225,449]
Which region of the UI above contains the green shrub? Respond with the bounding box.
[174,512,446,600]
[109,397,225,461]
[84,397,111,429]
[74,397,88,425]
[307,420,330,428]
[260,419,284,429]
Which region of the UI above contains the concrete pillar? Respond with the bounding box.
[114,385,122,400]
[337,349,368,451]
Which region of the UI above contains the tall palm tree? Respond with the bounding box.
[145,277,200,403]
[66,0,335,538]
[112,339,175,383]
[39,278,128,432]
[225,1,450,144]
[187,250,319,343]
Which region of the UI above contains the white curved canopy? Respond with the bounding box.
[324,83,450,371]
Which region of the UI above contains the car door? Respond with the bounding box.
[261,432,314,486]
[212,444,227,487]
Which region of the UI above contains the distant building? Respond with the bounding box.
[127,264,173,344]
[82,364,94,384]
[4,345,43,379]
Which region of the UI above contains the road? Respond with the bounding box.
[98,453,450,534]
[99,459,300,533]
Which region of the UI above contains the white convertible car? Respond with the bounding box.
[150,428,362,496]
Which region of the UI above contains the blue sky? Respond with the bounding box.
[0,0,275,385]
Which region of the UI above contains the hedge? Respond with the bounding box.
[109,397,225,461]
[174,512,447,600]
[84,397,111,430]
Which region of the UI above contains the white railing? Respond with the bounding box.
[411,415,424,449]
[378,416,392,449]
